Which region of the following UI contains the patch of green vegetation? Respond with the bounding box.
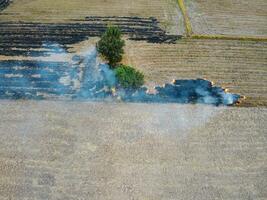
[97,26,145,89]
[191,34,267,41]
[177,0,193,36]
[115,65,144,89]
[97,26,125,68]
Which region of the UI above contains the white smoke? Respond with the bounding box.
[0,42,241,105]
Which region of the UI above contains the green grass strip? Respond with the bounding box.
[177,0,193,37]
[192,34,267,42]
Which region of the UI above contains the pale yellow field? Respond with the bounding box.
[125,39,267,107]
[0,0,184,35]
[184,0,267,37]
[0,101,266,199]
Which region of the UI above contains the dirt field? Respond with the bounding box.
[184,0,267,36]
[0,101,266,200]
[0,0,184,35]
[125,39,267,107]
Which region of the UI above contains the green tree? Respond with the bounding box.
[115,65,144,89]
[97,26,125,67]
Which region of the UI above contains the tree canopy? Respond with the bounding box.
[97,26,125,67]
[115,65,144,89]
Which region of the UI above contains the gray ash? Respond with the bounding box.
[0,47,241,106]
[120,79,240,106]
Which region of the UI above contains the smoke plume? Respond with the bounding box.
[0,44,240,106]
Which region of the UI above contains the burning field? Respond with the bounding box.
[125,39,267,107]
[0,0,266,107]
[0,0,266,199]
[0,46,241,105]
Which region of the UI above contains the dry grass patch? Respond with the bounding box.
[0,0,184,35]
[184,0,267,37]
[0,101,266,199]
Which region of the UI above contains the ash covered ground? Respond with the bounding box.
[0,46,240,106]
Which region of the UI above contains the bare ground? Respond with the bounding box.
[0,100,266,200]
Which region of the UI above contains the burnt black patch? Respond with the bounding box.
[121,79,241,106]
[0,0,10,11]
[0,57,241,106]
[0,60,77,99]
[0,16,181,57]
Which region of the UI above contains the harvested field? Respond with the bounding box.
[0,53,241,106]
[184,0,267,37]
[0,0,266,199]
[0,37,266,107]
[0,17,180,57]
[125,39,267,107]
[0,101,266,200]
[0,0,184,35]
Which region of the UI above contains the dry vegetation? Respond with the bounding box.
[0,0,266,107]
[184,0,267,37]
[125,39,267,107]
[0,101,266,199]
[0,0,184,35]
[0,17,179,57]
[0,0,266,199]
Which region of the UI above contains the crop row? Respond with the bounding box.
[0,17,181,57]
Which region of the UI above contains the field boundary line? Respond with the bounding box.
[177,0,193,37]
[191,34,267,42]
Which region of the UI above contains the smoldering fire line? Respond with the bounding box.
[0,46,241,106]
